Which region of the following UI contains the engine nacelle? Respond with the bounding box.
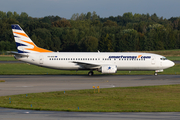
[99,65,117,74]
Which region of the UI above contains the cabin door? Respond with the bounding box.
[151,56,155,65]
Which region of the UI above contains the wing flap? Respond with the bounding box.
[72,61,101,69]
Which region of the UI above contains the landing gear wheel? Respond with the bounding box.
[154,72,158,76]
[88,71,94,76]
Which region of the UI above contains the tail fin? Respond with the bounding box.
[11,24,52,53]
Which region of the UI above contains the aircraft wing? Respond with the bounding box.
[72,61,101,69]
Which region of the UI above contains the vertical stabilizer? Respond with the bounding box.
[11,24,52,53]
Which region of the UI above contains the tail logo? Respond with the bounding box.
[11,24,52,53]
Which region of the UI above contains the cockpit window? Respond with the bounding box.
[160,57,167,60]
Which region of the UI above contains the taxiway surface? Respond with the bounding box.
[1,108,180,120]
[0,75,180,96]
[1,75,180,120]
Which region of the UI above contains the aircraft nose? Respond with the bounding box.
[168,60,175,68]
[162,60,175,69]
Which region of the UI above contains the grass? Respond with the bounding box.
[0,55,16,61]
[166,56,180,61]
[0,80,5,82]
[0,63,178,75]
[1,85,180,112]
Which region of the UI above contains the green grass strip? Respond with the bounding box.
[0,56,16,61]
[166,56,180,61]
[1,85,180,112]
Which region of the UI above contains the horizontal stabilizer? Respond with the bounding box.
[9,51,29,57]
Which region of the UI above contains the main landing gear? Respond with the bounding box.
[154,72,158,76]
[88,71,94,76]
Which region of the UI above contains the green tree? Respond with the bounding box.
[7,11,13,18]
[52,19,71,28]
[86,12,91,20]
[0,11,6,19]
[31,28,52,50]
[92,11,98,20]
[78,36,98,52]
[103,20,117,27]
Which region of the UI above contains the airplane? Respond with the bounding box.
[11,24,175,76]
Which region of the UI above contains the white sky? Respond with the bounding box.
[1,0,180,19]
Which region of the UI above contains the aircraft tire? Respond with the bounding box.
[88,71,94,76]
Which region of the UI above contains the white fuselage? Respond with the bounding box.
[15,52,175,72]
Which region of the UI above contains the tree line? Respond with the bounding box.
[0,11,180,52]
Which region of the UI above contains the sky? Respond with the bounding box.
[0,0,180,19]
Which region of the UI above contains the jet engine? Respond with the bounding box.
[98,65,117,74]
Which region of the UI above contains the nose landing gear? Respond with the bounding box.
[154,72,158,76]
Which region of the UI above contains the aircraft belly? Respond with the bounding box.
[116,61,160,71]
[43,61,79,70]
